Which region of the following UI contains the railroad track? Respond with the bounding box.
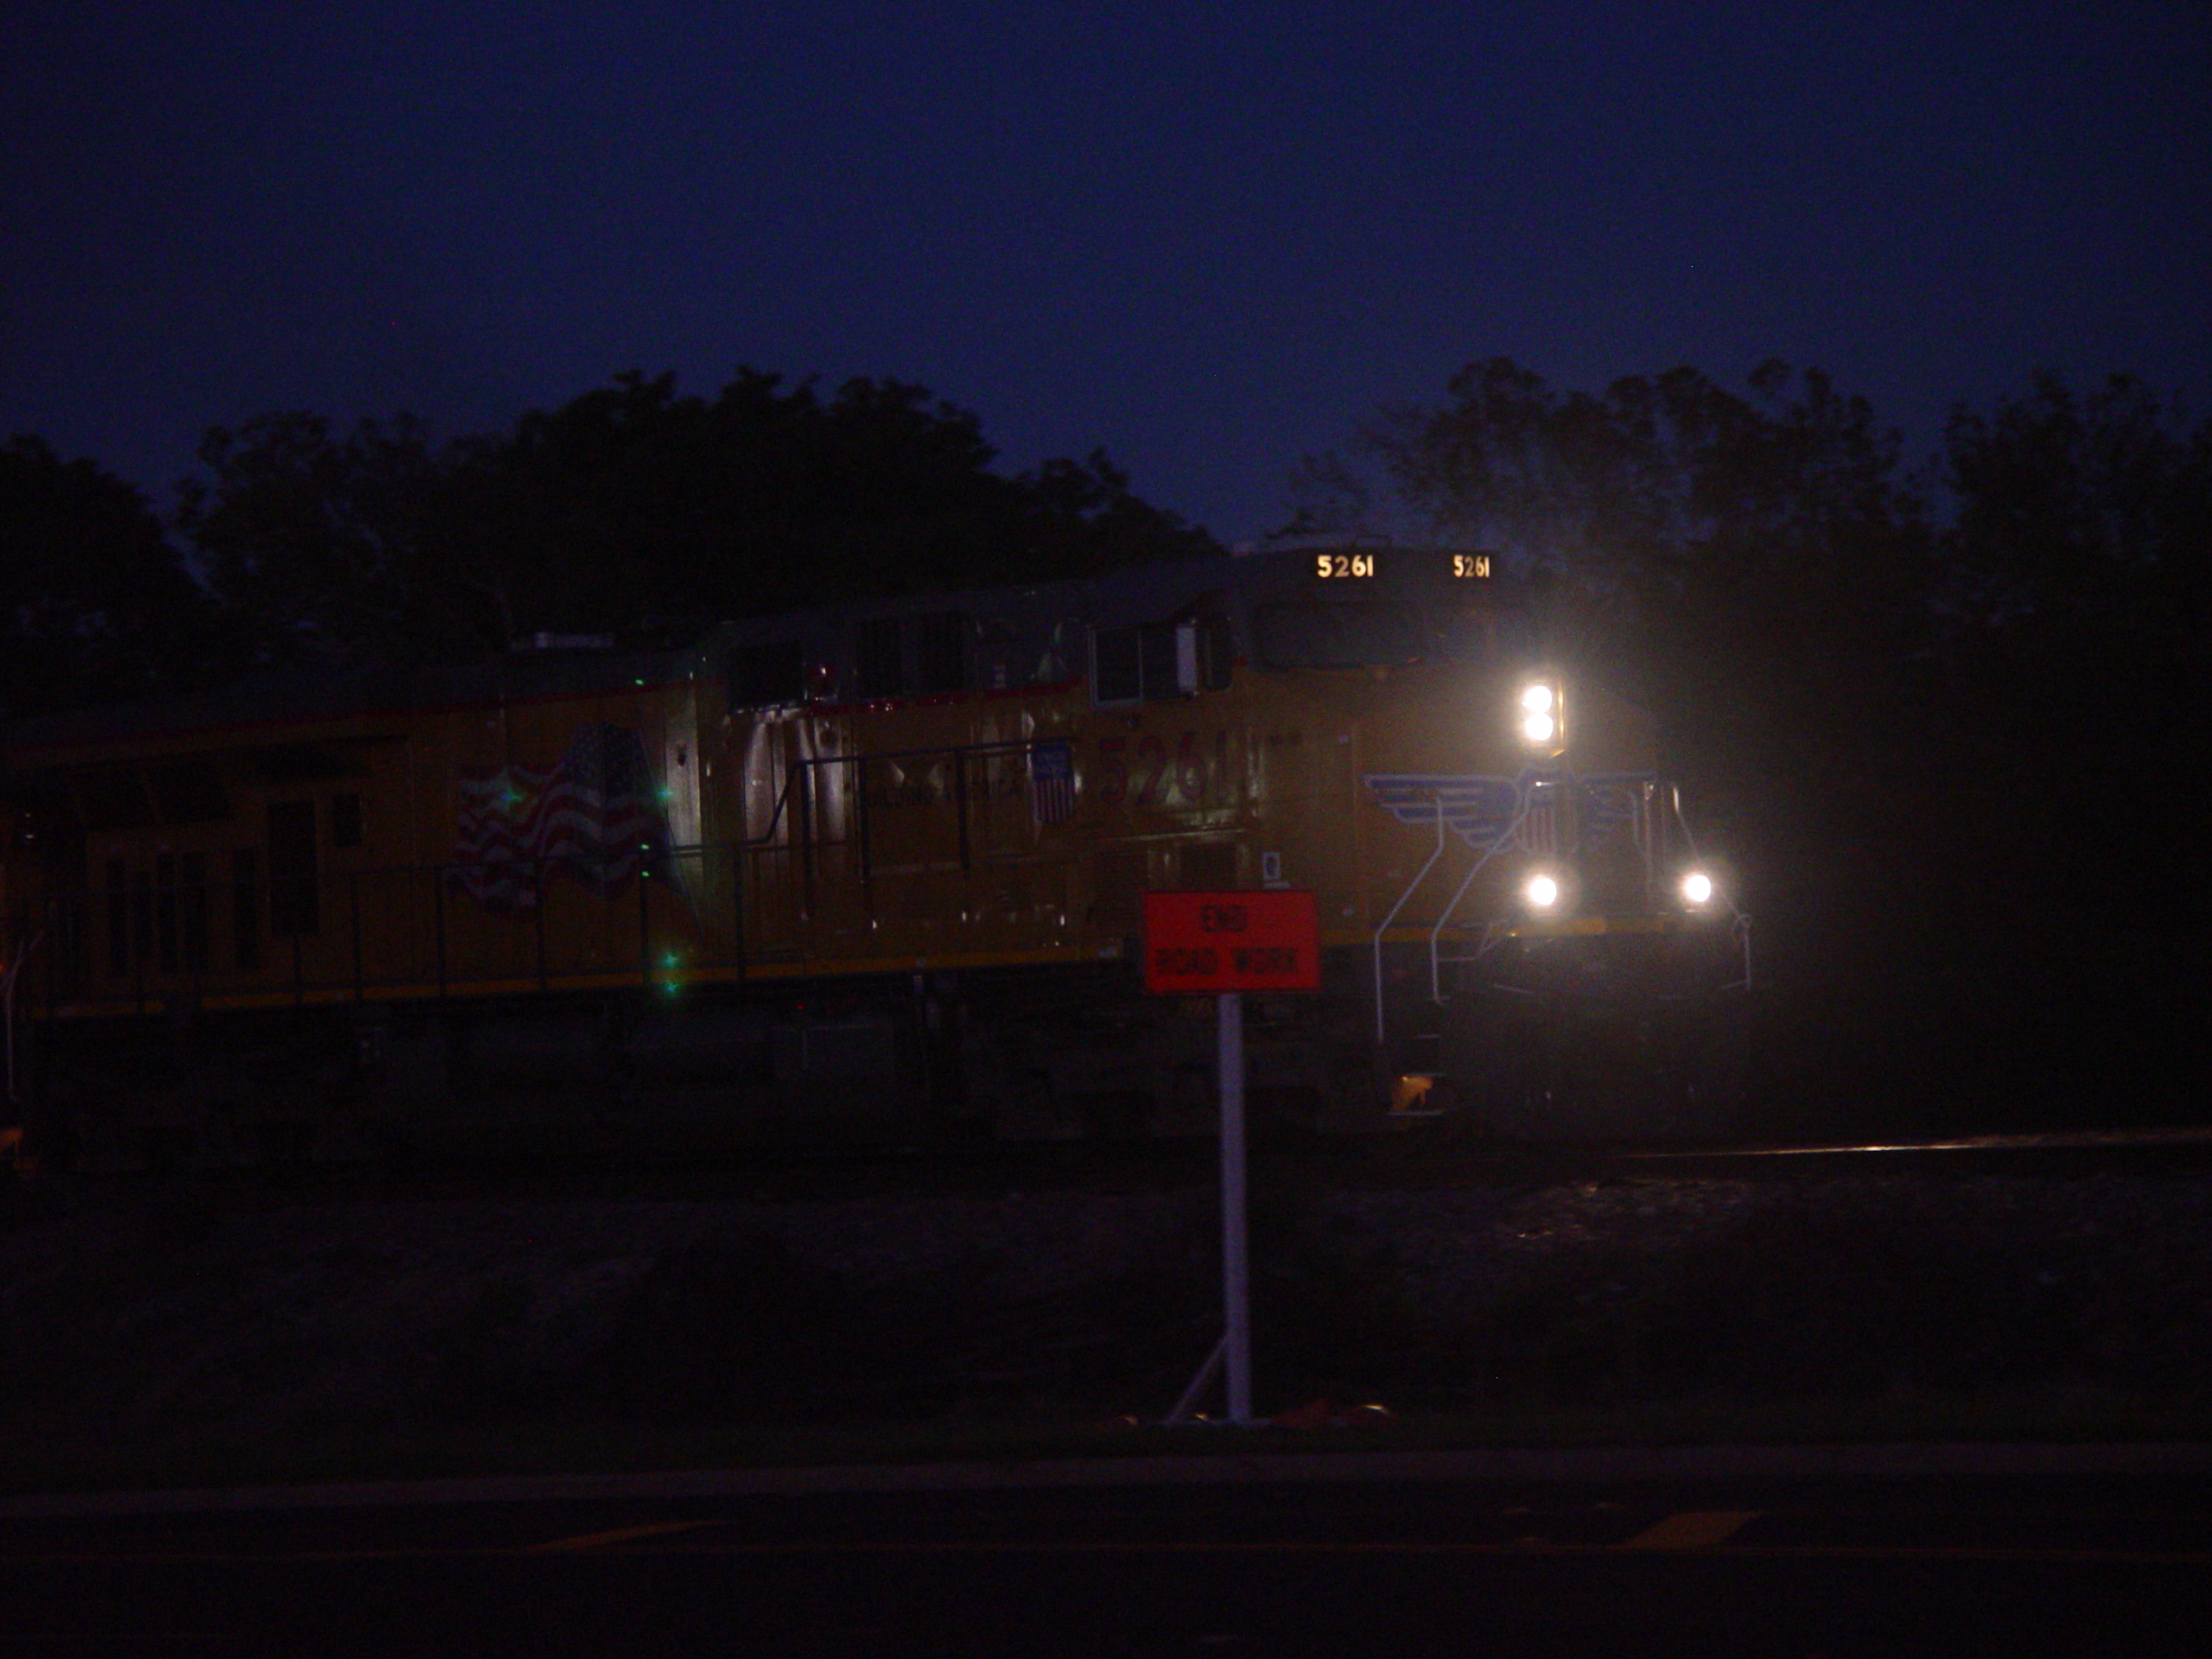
[19,1122,2212,1213]
[1605,1125,2212,1180]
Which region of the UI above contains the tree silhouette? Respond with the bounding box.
[1332,355,2212,1128]
[1928,374,2212,1099]
[0,435,216,716]
[180,370,1215,663]
[175,411,479,669]
[1347,358,1933,868]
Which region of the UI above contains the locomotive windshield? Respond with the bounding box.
[1428,603,1535,664]
[1254,600,1532,669]
[1253,601,1425,669]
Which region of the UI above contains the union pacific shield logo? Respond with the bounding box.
[1362,772,1646,856]
[1363,772,1550,853]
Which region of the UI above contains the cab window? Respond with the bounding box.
[1091,614,1233,703]
[1428,605,1535,664]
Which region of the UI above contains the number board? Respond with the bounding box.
[1142,891,1322,995]
[1313,551,1377,580]
[1448,552,1491,580]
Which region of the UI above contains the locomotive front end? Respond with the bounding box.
[1251,542,1745,1140]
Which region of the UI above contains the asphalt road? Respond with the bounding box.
[4,1469,2211,1655]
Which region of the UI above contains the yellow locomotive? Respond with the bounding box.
[0,540,1744,1164]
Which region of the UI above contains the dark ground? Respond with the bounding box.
[7,1469,2212,1656]
[6,1145,2212,1493]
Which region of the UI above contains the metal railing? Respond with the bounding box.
[9,737,1082,1018]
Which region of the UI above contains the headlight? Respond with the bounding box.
[1516,681,1562,750]
[1524,873,1560,911]
[1680,870,1714,906]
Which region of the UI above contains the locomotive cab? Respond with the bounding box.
[1217,539,1747,1139]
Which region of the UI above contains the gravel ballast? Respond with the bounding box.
[4,1168,2210,1471]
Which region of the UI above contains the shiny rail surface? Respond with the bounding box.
[17,1120,2212,1209]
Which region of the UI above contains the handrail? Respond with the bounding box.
[1370,793,1446,1046]
[4,922,48,1104]
[781,734,1063,898]
[1424,788,1535,1004]
[16,772,1075,1017]
[1668,783,1753,992]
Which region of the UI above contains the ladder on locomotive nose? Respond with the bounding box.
[1370,789,1531,1049]
[1370,783,1755,1052]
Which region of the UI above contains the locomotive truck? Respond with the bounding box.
[0,539,1745,1166]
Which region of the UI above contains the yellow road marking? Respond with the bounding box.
[1618,1511,1761,1550]
[525,1520,719,1553]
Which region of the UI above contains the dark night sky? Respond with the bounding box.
[3,2,2207,541]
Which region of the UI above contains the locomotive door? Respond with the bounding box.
[860,742,969,957]
[967,718,1064,956]
[732,709,807,967]
[791,718,872,958]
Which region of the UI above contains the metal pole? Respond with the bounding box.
[1219,989,1253,1426]
[1166,1335,1226,1425]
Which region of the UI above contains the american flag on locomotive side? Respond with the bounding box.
[451,724,673,912]
[1029,740,1075,826]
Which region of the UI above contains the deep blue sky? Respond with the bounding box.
[4,2,2207,542]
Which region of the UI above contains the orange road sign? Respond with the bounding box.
[1141,890,1321,995]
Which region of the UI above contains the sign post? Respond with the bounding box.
[1217,987,1249,1424]
[1143,889,1320,1427]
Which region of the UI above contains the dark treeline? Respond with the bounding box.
[1302,358,2210,1130]
[0,368,1213,712]
[0,435,215,715]
[3,359,2205,1130]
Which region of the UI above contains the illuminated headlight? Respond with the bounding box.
[1680,870,1715,906]
[1516,682,1561,748]
[1523,873,1560,911]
